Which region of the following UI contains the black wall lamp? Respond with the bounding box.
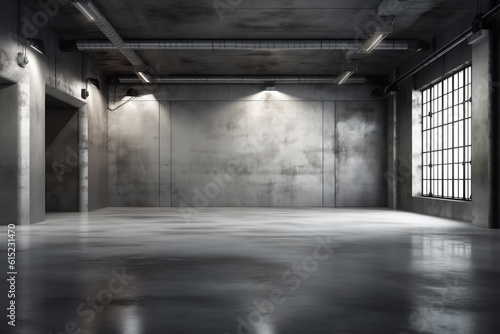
[126,88,138,97]
[81,78,101,99]
[17,38,45,68]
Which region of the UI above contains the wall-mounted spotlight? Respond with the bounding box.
[334,62,358,85]
[265,82,276,91]
[126,88,138,97]
[70,0,99,22]
[135,71,154,84]
[81,78,101,99]
[17,38,45,68]
[383,83,400,96]
[358,17,394,54]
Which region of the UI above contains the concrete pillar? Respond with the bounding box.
[29,58,45,224]
[79,104,89,212]
[469,30,496,228]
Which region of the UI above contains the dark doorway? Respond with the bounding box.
[45,95,79,212]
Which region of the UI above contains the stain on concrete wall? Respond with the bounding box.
[335,101,387,207]
[170,100,324,206]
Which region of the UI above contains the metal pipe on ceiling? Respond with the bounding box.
[388,4,500,90]
[113,76,368,84]
[61,39,426,52]
[69,0,149,72]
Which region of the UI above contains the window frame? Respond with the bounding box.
[421,66,472,201]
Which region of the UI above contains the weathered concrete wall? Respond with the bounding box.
[171,100,324,206]
[45,109,79,212]
[336,101,387,207]
[108,85,387,207]
[0,0,108,223]
[108,101,160,206]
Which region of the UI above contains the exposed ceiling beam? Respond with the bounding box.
[70,0,151,76]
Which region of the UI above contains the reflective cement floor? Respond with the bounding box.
[1,208,500,334]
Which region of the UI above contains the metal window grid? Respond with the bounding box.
[421,66,472,201]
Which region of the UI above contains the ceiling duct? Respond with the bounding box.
[61,39,427,52]
[113,76,368,85]
[387,3,500,91]
[69,0,150,74]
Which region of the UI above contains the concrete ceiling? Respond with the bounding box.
[21,0,475,77]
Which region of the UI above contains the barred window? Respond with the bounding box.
[422,66,472,200]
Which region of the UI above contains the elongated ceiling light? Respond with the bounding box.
[358,17,394,54]
[334,71,356,85]
[334,62,358,85]
[136,71,154,84]
[71,0,98,22]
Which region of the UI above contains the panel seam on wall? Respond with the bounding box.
[334,101,337,207]
[158,101,161,207]
[170,101,173,207]
[322,101,325,207]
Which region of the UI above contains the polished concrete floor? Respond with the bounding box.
[1,207,500,334]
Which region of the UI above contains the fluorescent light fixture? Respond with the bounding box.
[334,62,358,85]
[357,17,393,54]
[358,32,390,54]
[28,39,45,54]
[17,38,45,67]
[136,71,154,84]
[72,0,98,22]
[334,71,355,85]
[265,82,276,91]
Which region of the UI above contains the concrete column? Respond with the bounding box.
[29,58,45,224]
[79,105,89,212]
[469,30,496,228]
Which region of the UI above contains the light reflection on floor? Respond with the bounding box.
[1,208,499,334]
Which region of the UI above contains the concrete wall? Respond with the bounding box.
[391,0,499,226]
[336,101,387,207]
[45,109,79,212]
[0,0,108,224]
[109,84,387,207]
[87,81,109,211]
